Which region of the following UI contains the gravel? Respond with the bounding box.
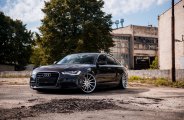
[0,99,121,120]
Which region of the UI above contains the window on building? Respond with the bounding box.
[139,44,143,49]
[134,44,139,49]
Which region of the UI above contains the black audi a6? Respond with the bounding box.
[30,53,128,93]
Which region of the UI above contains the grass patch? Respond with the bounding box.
[129,76,184,88]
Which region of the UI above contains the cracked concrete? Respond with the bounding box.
[0,78,184,120]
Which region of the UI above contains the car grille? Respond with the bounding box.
[36,72,59,86]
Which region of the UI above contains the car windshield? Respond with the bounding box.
[57,54,97,64]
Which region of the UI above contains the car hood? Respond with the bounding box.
[34,64,95,72]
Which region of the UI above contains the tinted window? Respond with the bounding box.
[97,55,106,62]
[57,54,97,64]
[106,55,119,65]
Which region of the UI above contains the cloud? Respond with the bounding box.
[0,0,48,32]
[1,0,169,23]
[103,0,169,16]
[157,0,169,5]
[29,26,40,33]
[0,0,169,32]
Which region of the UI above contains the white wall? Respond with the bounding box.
[159,0,184,69]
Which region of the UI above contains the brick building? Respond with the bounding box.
[158,0,184,69]
[111,25,158,69]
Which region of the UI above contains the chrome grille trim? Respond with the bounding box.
[36,71,60,86]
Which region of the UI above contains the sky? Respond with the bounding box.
[0,0,180,33]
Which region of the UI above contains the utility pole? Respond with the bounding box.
[171,0,176,82]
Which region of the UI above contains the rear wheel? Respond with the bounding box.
[80,73,96,93]
[119,73,128,89]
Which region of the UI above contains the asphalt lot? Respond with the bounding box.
[0,78,184,120]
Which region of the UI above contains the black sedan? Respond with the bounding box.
[30,53,128,93]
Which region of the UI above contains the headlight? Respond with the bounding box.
[31,70,37,76]
[62,71,81,75]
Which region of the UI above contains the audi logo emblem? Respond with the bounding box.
[43,73,51,77]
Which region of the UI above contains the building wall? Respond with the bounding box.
[128,69,184,81]
[159,0,184,70]
[133,25,158,38]
[112,26,133,34]
[111,25,158,69]
[133,36,158,56]
[110,35,131,67]
[134,49,157,56]
[112,25,158,37]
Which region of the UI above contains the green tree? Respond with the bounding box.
[0,12,33,66]
[35,0,113,64]
[30,33,47,66]
[150,56,159,69]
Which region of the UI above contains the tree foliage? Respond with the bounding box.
[150,56,159,69]
[34,0,113,65]
[30,33,47,66]
[0,12,33,66]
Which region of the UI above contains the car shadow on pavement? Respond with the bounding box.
[35,85,149,96]
[94,86,149,95]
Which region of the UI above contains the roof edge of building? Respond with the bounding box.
[112,25,131,30]
[110,33,131,36]
[131,25,158,29]
[112,24,157,30]
[158,0,182,17]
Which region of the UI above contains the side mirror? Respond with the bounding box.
[53,61,57,64]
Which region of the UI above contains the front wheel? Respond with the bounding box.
[80,73,96,93]
[119,73,128,89]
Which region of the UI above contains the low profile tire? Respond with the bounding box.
[80,73,96,93]
[119,73,128,89]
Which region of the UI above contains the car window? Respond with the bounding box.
[98,55,106,62]
[106,55,119,65]
[57,54,96,64]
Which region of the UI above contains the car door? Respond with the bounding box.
[96,54,115,82]
[106,55,118,82]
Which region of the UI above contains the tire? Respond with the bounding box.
[119,73,128,89]
[80,73,96,93]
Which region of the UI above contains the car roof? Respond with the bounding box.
[69,53,116,58]
[70,53,104,56]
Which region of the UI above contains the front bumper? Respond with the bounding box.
[30,73,84,90]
